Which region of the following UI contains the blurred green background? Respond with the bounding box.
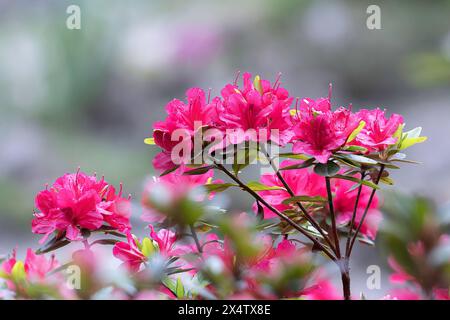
[1,0,450,297]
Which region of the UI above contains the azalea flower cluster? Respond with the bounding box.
[150,72,416,171]
[1,72,437,301]
[31,170,131,243]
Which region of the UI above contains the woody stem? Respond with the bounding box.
[260,146,337,255]
[347,164,385,257]
[214,162,337,262]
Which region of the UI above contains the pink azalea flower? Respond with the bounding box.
[32,171,131,243]
[353,108,403,152]
[113,226,192,273]
[253,160,326,219]
[152,87,220,169]
[112,232,147,273]
[216,72,294,145]
[333,178,381,240]
[292,97,360,163]
[148,225,178,256]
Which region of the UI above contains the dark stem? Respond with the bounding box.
[261,147,337,254]
[190,224,203,254]
[347,164,385,257]
[214,162,337,262]
[341,268,351,300]
[325,176,341,259]
[345,170,366,257]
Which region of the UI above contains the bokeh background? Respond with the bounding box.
[1,0,450,298]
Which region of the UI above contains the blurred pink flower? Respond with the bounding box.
[301,275,342,300]
[0,248,59,290]
[253,160,326,219]
[24,249,59,281]
[141,164,215,223]
[333,178,381,240]
[385,288,422,300]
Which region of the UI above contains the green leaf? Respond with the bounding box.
[333,174,380,189]
[36,235,71,255]
[144,137,155,145]
[175,277,185,298]
[399,127,427,150]
[11,261,26,282]
[160,165,180,177]
[255,200,265,220]
[347,120,366,142]
[204,183,238,193]
[380,176,394,185]
[337,153,378,165]
[335,157,361,169]
[253,75,263,95]
[278,153,311,160]
[141,237,155,258]
[393,123,405,141]
[280,158,315,170]
[91,239,120,246]
[358,237,375,246]
[232,146,259,175]
[400,136,428,150]
[343,145,368,153]
[183,165,214,175]
[389,159,421,165]
[282,195,327,205]
[247,181,285,191]
[313,161,340,177]
[390,153,406,160]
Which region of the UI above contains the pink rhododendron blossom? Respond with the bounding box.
[292,97,360,163]
[113,226,193,272]
[353,108,404,152]
[253,162,381,239]
[32,171,131,243]
[216,72,294,145]
[333,178,381,240]
[149,225,179,256]
[152,87,220,169]
[112,233,147,272]
[253,160,326,219]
